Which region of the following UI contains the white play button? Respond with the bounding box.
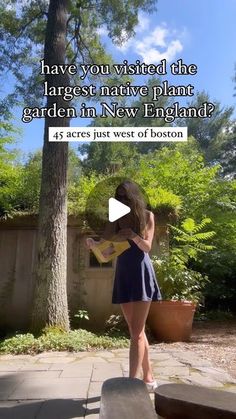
[109,198,131,222]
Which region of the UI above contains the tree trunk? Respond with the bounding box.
[31,0,70,332]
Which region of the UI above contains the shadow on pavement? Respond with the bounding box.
[0,372,100,418]
[0,397,100,418]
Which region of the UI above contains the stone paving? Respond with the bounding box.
[0,347,236,418]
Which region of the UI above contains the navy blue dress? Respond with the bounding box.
[112,239,162,304]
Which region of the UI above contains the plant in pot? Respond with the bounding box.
[148,217,215,342]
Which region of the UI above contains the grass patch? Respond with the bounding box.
[0,328,129,355]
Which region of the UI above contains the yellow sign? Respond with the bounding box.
[91,240,130,263]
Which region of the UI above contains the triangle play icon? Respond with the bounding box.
[108,198,131,222]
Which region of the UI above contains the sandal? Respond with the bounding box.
[145,380,158,392]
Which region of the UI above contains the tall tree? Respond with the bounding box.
[177,91,235,178]
[80,142,139,174]
[180,92,234,152]
[0,0,157,331]
[30,0,70,331]
[206,121,236,179]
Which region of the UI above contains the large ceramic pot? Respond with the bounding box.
[147,300,196,342]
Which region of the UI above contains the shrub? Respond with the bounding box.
[0,328,129,355]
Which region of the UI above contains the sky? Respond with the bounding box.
[4,0,236,156]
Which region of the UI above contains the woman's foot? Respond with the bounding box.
[144,379,158,392]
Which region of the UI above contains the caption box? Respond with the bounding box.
[49,127,188,142]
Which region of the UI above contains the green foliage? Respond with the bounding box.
[0,122,235,308]
[41,325,67,334]
[79,142,139,174]
[0,0,157,112]
[98,0,156,43]
[208,122,236,179]
[87,76,175,156]
[146,186,182,216]
[192,179,236,307]
[178,91,235,179]
[117,138,220,218]
[152,216,215,303]
[180,91,234,149]
[74,310,89,321]
[68,171,105,216]
[152,255,208,303]
[68,147,82,183]
[0,121,23,218]
[0,145,82,217]
[74,310,89,329]
[169,217,216,264]
[0,333,36,355]
[13,150,42,213]
[0,328,129,355]
[105,314,129,336]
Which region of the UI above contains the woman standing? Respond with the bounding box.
[87,180,162,392]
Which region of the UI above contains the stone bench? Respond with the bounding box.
[155,383,236,419]
[99,378,236,419]
[99,377,157,419]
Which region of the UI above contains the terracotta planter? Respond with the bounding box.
[147,300,196,342]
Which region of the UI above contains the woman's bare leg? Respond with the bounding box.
[142,332,154,382]
[121,302,154,381]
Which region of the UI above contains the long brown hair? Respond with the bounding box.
[115,180,147,236]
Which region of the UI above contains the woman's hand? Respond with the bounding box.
[85,238,96,249]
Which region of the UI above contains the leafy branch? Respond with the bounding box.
[169,217,216,263]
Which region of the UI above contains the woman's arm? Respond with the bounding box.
[86,220,118,249]
[119,212,155,253]
[132,212,155,252]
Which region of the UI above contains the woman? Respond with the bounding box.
[86,180,162,392]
